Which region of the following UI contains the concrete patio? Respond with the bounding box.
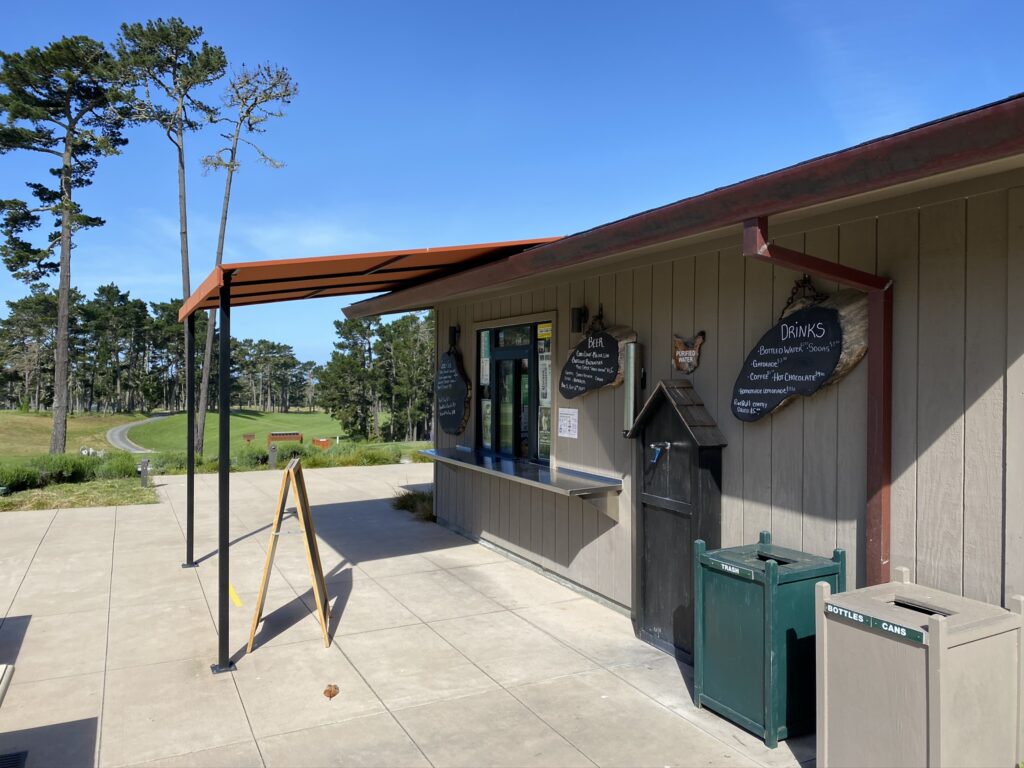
[0,464,813,767]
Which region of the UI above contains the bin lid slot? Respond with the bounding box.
[888,597,952,618]
[756,551,796,566]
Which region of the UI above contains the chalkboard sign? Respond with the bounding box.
[731,305,843,422]
[436,350,471,434]
[558,331,621,400]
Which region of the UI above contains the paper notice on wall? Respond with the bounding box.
[537,321,553,340]
[538,351,551,406]
[557,407,578,439]
[479,333,490,385]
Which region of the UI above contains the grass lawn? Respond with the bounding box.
[0,411,146,464]
[128,410,347,454]
[0,478,157,511]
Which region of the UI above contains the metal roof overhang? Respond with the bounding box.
[177,238,561,321]
[344,91,1024,319]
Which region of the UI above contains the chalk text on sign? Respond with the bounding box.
[780,321,827,341]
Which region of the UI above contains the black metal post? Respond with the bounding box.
[182,313,197,568]
[212,273,235,674]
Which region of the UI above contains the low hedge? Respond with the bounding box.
[27,453,99,484]
[0,450,141,494]
[0,464,44,493]
[93,451,139,479]
[2,439,414,492]
[232,441,401,469]
[149,451,219,474]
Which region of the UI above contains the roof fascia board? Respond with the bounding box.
[345,93,1024,319]
[179,267,225,322]
[177,238,559,321]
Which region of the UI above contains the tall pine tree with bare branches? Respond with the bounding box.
[116,18,225,450]
[194,63,297,454]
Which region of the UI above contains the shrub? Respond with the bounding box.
[392,489,434,522]
[27,454,98,484]
[151,451,223,474]
[233,441,311,469]
[409,450,434,463]
[0,464,43,494]
[94,452,139,479]
[300,449,334,469]
[273,442,310,461]
[339,445,400,466]
[235,444,268,469]
[135,440,406,476]
[151,451,187,474]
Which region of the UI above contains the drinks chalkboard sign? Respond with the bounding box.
[731,305,844,422]
[559,330,623,400]
[436,349,471,434]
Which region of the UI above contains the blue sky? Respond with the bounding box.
[2,1,1022,363]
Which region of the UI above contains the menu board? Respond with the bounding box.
[436,350,471,434]
[558,331,620,400]
[731,305,843,422]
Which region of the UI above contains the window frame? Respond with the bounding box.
[475,315,553,465]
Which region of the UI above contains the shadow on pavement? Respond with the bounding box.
[0,718,98,768]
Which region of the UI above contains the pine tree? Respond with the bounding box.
[117,18,225,444]
[195,64,296,448]
[0,36,132,451]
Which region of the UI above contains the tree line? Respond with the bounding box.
[0,280,320,414]
[0,279,437,441]
[0,18,296,453]
[318,313,434,442]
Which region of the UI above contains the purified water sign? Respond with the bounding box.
[731,305,843,421]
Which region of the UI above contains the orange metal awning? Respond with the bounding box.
[177,237,560,322]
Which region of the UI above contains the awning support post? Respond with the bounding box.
[212,271,235,674]
[743,217,893,586]
[182,313,197,569]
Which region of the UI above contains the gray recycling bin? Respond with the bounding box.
[816,568,1024,768]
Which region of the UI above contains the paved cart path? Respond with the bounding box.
[106,413,170,453]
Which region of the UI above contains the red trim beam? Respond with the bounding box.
[743,217,893,587]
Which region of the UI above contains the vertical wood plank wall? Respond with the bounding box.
[432,177,1024,609]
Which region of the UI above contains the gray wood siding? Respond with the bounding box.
[431,172,1024,608]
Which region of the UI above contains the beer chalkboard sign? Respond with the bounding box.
[436,349,471,434]
[731,305,843,422]
[558,330,621,400]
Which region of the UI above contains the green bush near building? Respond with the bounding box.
[392,488,434,522]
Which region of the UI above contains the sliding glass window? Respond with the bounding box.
[477,321,552,463]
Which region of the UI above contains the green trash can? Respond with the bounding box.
[693,531,845,748]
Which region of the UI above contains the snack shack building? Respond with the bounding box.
[344,96,1024,657]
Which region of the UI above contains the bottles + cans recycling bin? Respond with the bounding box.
[693,531,845,748]
[816,568,1024,768]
